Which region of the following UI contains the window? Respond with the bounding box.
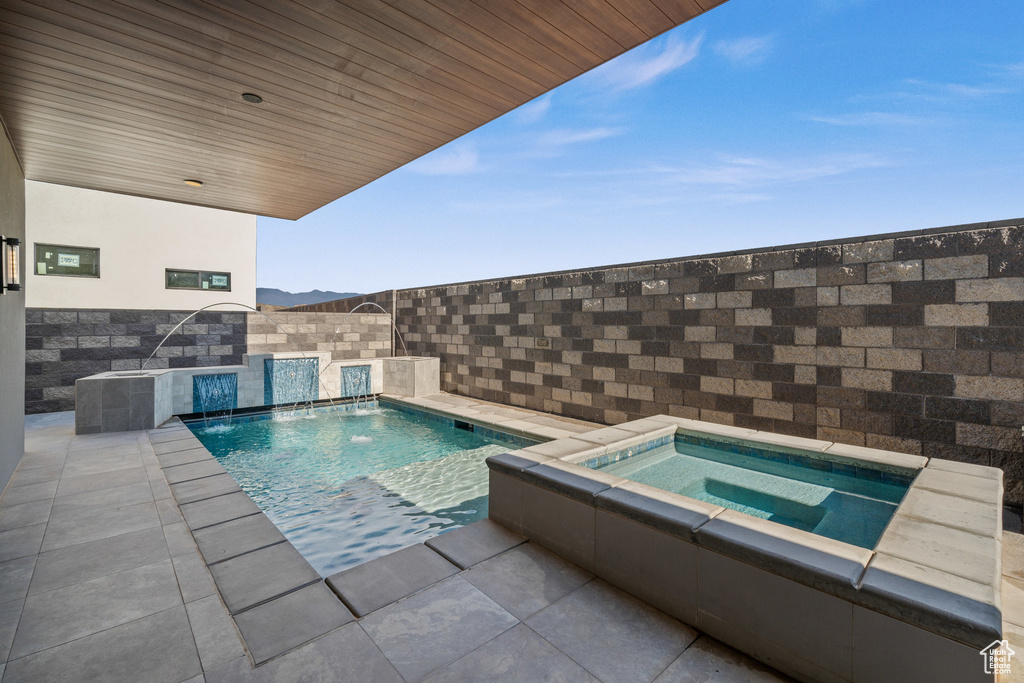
[35,243,100,277]
[166,269,231,291]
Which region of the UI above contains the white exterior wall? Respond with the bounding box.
[25,181,256,311]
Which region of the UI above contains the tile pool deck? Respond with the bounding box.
[2,399,1024,681]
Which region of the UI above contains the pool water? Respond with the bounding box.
[590,437,913,549]
[187,405,518,575]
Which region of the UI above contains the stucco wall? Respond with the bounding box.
[0,123,26,492]
[25,181,256,311]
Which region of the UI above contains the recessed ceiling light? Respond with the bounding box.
[183,179,203,187]
[241,93,263,104]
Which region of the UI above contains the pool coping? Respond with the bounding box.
[485,414,1003,682]
[148,393,578,667]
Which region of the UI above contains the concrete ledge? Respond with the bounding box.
[209,542,320,615]
[425,519,526,570]
[595,480,720,542]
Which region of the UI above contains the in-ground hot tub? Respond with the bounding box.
[486,415,1003,683]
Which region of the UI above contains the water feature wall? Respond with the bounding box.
[192,373,238,414]
[339,365,372,398]
[264,357,320,405]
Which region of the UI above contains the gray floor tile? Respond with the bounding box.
[653,636,794,682]
[209,542,320,614]
[234,582,354,664]
[5,465,63,488]
[171,474,243,505]
[41,500,160,552]
[185,595,247,671]
[164,521,200,557]
[158,447,214,468]
[464,542,594,620]
[180,491,261,530]
[426,518,527,570]
[163,459,228,485]
[0,524,46,563]
[172,550,218,603]
[527,579,699,683]
[206,622,402,683]
[60,455,144,480]
[0,556,36,604]
[150,430,200,445]
[194,513,287,565]
[54,466,148,497]
[0,598,23,661]
[10,559,182,659]
[0,480,58,507]
[51,481,154,512]
[0,499,52,532]
[156,496,184,525]
[3,605,201,683]
[14,453,66,472]
[421,623,598,683]
[360,575,519,682]
[327,543,459,617]
[29,526,169,595]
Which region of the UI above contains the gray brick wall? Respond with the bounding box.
[301,218,1024,503]
[25,309,391,414]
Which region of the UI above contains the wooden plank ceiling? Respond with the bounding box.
[0,0,725,219]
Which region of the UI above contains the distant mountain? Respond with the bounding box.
[256,288,361,307]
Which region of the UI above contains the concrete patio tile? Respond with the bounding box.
[234,582,354,665]
[0,556,35,604]
[0,480,58,507]
[54,465,148,497]
[51,481,154,512]
[426,518,527,570]
[40,500,160,552]
[194,513,286,565]
[150,476,173,501]
[172,550,218,603]
[421,623,598,683]
[164,521,199,558]
[185,594,246,671]
[163,459,228,485]
[29,526,169,596]
[0,524,46,562]
[326,543,460,617]
[0,598,24,661]
[69,433,144,451]
[206,622,402,683]
[171,474,243,505]
[156,496,184,525]
[179,491,261,530]
[653,636,793,682]
[14,453,66,471]
[209,542,320,615]
[157,447,214,468]
[527,579,699,683]
[60,455,144,479]
[464,542,594,621]
[3,605,201,683]
[0,499,52,532]
[360,575,519,682]
[149,430,200,445]
[5,464,63,487]
[10,558,182,659]
[152,438,205,456]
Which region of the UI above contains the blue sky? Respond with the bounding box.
[258,0,1024,294]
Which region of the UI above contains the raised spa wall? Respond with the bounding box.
[73,354,439,434]
[486,415,1003,683]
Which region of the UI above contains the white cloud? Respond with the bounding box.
[515,94,552,124]
[713,36,774,66]
[806,112,935,126]
[408,145,480,175]
[591,33,703,91]
[536,127,621,147]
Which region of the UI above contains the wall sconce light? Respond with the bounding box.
[1,236,21,294]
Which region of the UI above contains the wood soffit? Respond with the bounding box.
[0,0,725,219]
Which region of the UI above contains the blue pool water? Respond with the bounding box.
[187,405,520,575]
[588,435,913,549]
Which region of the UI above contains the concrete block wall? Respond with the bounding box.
[303,219,1024,503]
[25,310,392,414]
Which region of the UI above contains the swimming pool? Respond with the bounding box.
[583,431,913,549]
[186,402,529,575]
